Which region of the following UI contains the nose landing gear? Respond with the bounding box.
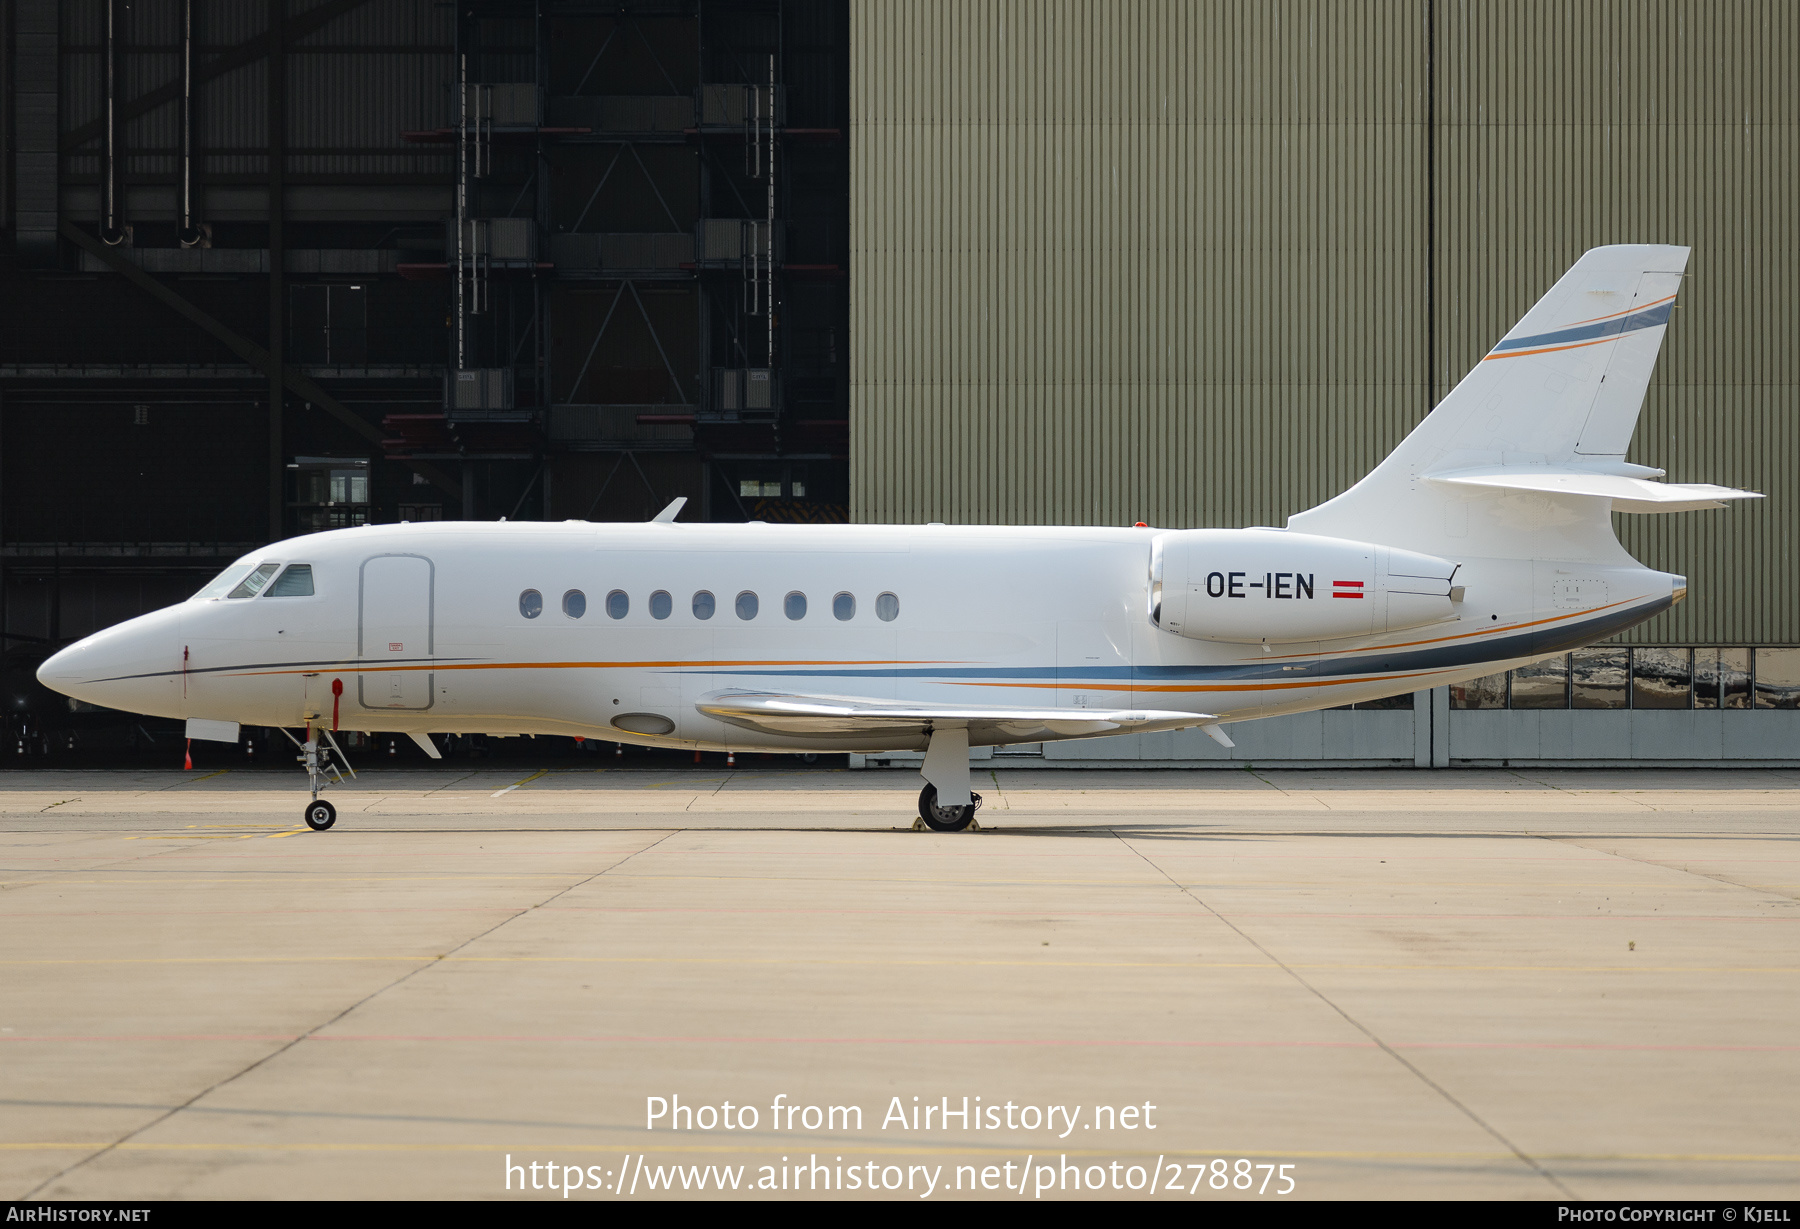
[280,727,354,832]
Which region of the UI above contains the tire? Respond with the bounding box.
[304,799,337,831]
[917,783,982,833]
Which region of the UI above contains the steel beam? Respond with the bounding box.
[59,0,379,155]
[59,220,461,505]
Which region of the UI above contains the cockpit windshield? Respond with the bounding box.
[226,563,282,599]
[191,559,260,601]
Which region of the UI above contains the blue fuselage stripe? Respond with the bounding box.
[1491,301,1674,353]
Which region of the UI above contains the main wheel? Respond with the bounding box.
[918,783,982,832]
[304,799,337,831]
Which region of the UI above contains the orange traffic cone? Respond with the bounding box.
[726,751,736,767]
[183,739,193,771]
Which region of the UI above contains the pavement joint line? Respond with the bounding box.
[17,827,678,1201]
[1560,835,1800,906]
[156,769,230,790]
[1110,827,1578,1200]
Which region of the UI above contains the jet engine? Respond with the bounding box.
[1149,529,1460,645]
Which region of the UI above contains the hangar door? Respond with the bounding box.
[359,554,434,710]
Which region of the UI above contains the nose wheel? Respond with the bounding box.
[917,783,982,832]
[304,799,337,831]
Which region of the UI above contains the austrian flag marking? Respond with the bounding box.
[1331,581,1364,599]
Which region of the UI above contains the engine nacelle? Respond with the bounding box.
[1150,529,1460,645]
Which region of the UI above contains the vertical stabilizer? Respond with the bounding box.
[1288,245,1692,562]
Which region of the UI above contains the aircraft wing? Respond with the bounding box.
[696,689,1215,740]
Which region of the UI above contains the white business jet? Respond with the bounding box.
[38,245,1759,832]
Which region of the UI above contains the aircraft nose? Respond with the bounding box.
[35,607,187,718]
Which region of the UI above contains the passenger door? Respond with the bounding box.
[359,554,434,710]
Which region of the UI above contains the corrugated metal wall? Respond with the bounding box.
[850,0,1799,645]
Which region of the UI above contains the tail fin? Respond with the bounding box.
[1288,245,1758,561]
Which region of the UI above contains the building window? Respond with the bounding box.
[519,590,542,619]
[736,591,759,620]
[692,591,716,620]
[606,590,629,619]
[1510,657,1569,709]
[784,591,807,620]
[1696,648,1752,709]
[875,592,900,622]
[1570,648,1629,709]
[266,564,315,597]
[833,592,855,621]
[1631,648,1691,709]
[1447,647,1792,711]
[650,590,673,620]
[563,590,586,619]
[1753,648,1800,709]
[1449,673,1508,709]
[291,456,372,533]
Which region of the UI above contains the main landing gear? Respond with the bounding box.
[917,782,983,832]
[913,725,984,832]
[280,727,354,832]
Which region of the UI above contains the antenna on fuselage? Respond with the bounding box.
[651,497,687,523]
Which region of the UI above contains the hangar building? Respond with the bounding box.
[1,0,1793,766]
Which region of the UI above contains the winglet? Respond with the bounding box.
[1201,723,1236,748]
[651,497,687,523]
[408,732,442,760]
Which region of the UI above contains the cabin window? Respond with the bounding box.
[784,591,807,620]
[228,563,281,599]
[736,591,759,620]
[606,590,629,619]
[519,589,543,619]
[563,589,586,618]
[875,591,900,622]
[833,592,855,621]
[692,590,716,620]
[265,564,315,597]
[650,590,673,620]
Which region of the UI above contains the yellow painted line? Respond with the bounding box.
[188,824,295,830]
[0,1142,1791,1162]
[493,769,549,798]
[123,834,259,841]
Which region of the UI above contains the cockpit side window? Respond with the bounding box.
[192,560,258,601]
[226,563,281,599]
[265,564,315,597]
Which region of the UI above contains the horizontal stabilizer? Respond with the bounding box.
[1429,467,1763,514]
[698,690,1214,741]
